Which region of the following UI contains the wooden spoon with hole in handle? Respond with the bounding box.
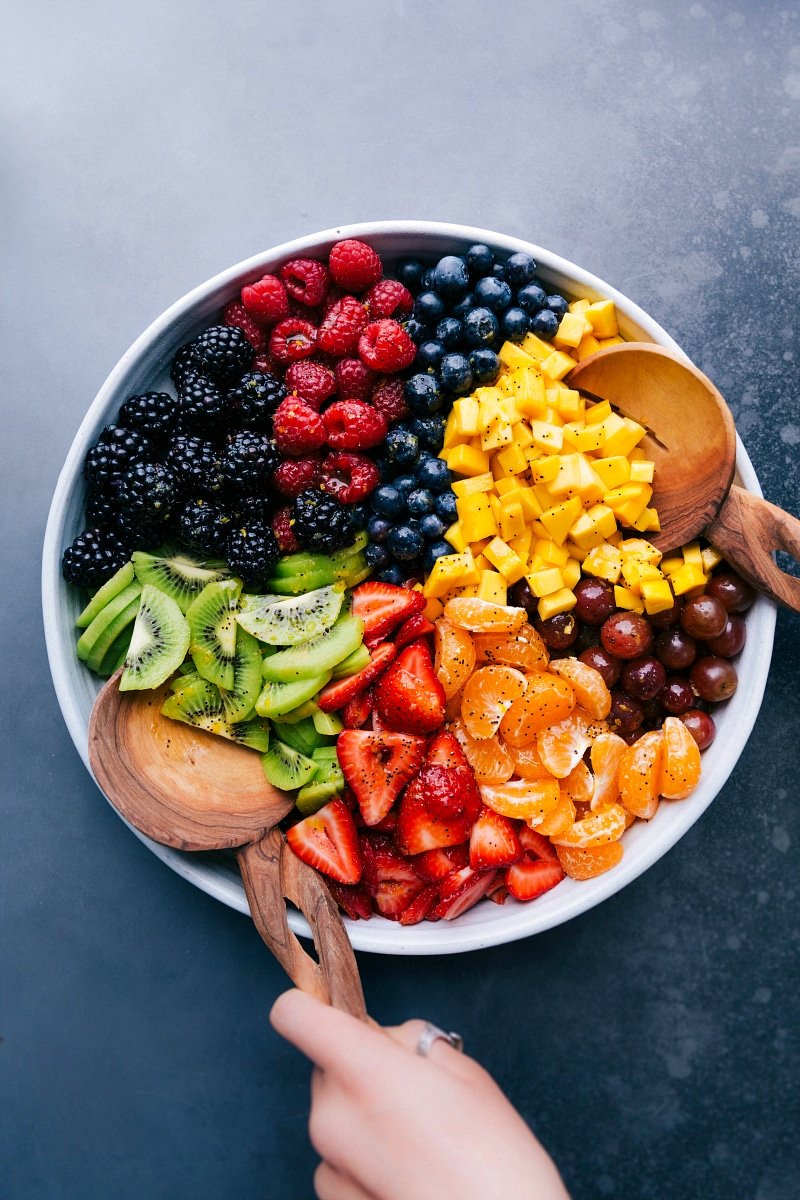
[568,342,800,611]
[88,673,366,1019]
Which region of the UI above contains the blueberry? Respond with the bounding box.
[367,515,392,543]
[517,283,547,315]
[393,472,417,496]
[395,258,425,290]
[462,306,499,348]
[416,456,453,494]
[435,317,463,349]
[406,487,435,516]
[468,347,501,385]
[377,563,405,585]
[385,427,420,467]
[440,352,473,395]
[419,513,446,541]
[545,294,569,318]
[372,485,406,518]
[416,340,445,370]
[421,267,436,289]
[388,524,424,562]
[501,307,530,342]
[404,373,443,415]
[434,491,457,521]
[414,291,446,325]
[410,415,446,452]
[492,262,507,279]
[466,243,494,277]
[530,309,560,339]
[350,503,368,528]
[431,255,469,299]
[474,276,512,312]
[451,293,475,320]
[425,540,454,568]
[404,317,429,343]
[504,252,537,287]
[365,543,391,569]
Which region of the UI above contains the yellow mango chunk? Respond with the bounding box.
[613,584,645,613]
[484,537,527,584]
[527,567,566,597]
[539,496,583,546]
[498,500,526,541]
[671,562,707,596]
[477,569,508,605]
[585,299,619,338]
[537,588,577,621]
[640,578,676,615]
[423,549,480,599]
[498,341,535,369]
[445,443,491,476]
[452,472,495,497]
[456,493,498,542]
[555,312,592,348]
[452,397,481,437]
[541,349,578,381]
[494,441,529,476]
[583,543,624,583]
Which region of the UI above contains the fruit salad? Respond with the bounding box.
[62,236,755,925]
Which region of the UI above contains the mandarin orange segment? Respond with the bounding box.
[434,618,477,700]
[534,791,576,837]
[536,710,593,779]
[479,777,561,823]
[660,716,702,800]
[589,731,628,812]
[499,672,575,747]
[551,802,627,848]
[473,625,549,672]
[618,729,663,820]
[556,841,624,880]
[450,718,515,783]
[460,665,528,740]
[443,597,527,633]
[507,741,551,781]
[561,759,595,806]
[547,656,612,720]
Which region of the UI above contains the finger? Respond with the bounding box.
[313,1160,376,1200]
[383,1018,474,1072]
[270,988,402,1078]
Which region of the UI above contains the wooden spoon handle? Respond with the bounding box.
[707,484,800,612]
[237,830,366,1020]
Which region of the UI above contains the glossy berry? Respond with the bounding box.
[415,457,452,494]
[466,244,494,276]
[62,526,132,588]
[178,498,233,557]
[268,317,317,364]
[241,274,289,324]
[413,291,446,325]
[451,293,475,320]
[118,392,179,442]
[406,488,434,516]
[607,691,644,734]
[372,485,406,518]
[474,276,512,312]
[600,612,654,659]
[320,452,380,505]
[462,306,499,347]
[468,347,501,385]
[706,614,747,658]
[658,677,696,715]
[439,353,473,395]
[574,577,616,625]
[323,400,387,450]
[536,612,579,651]
[222,431,280,493]
[292,489,355,554]
[384,426,419,466]
[404,373,443,415]
[690,656,738,702]
[367,515,392,543]
[680,595,728,640]
[654,626,697,670]
[416,340,445,370]
[178,373,227,433]
[681,709,716,750]
[393,473,416,496]
[115,462,177,541]
[272,397,326,455]
[545,295,568,318]
[579,646,621,688]
[270,506,299,553]
[225,521,280,590]
[222,301,267,353]
[435,316,463,349]
[387,524,424,561]
[517,283,547,315]
[273,456,322,498]
[328,239,382,292]
[227,371,287,428]
[371,377,410,424]
[285,360,337,409]
[376,563,405,585]
[501,308,529,342]
[706,571,756,613]
[358,319,416,372]
[530,309,559,339]
[189,325,253,385]
[619,655,666,701]
[84,426,150,489]
[318,296,368,356]
[365,542,391,569]
[279,257,329,306]
[503,252,537,287]
[434,491,457,522]
[431,255,469,299]
[333,357,376,403]
[410,415,446,453]
[425,539,452,567]
[419,513,446,541]
[395,258,425,290]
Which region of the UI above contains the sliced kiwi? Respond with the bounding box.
[272,552,331,578]
[261,740,318,791]
[237,584,345,647]
[77,580,142,665]
[132,550,231,614]
[229,718,271,753]
[312,709,344,737]
[331,642,371,679]
[273,698,319,724]
[295,758,345,815]
[219,627,263,723]
[312,745,340,763]
[270,716,328,757]
[186,578,242,691]
[76,561,135,629]
[330,531,368,569]
[267,567,339,596]
[161,676,270,751]
[255,672,331,719]
[261,614,364,683]
[340,554,371,588]
[96,626,134,678]
[119,585,190,691]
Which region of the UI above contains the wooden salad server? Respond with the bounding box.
[568,341,800,611]
[88,673,366,1019]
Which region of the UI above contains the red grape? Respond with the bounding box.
[654,627,697,671]
[706,571,756,613]
[620,655,667,700]
[535,612,579,650]
[573,577,616,625]
[681,709,717,750]
[579,645,622,687]
[649,594,682,629]
[659,676,696,714]
[705,614,747,658]
[690,656,738,702]
[680,595,728,640]
[607,690,645,733]
[600,612,654,659]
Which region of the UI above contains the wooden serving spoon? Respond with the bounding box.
[568,341,800,611]
[88,673,366,1019]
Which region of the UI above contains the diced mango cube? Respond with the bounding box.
[480,421,514,452]
[602,417,647,458]
[702,546,724,572]
[452,397,481,437]
[539,496,583,546]
[620,538,662,563]
[613,584,645,613]
[498,500,526,541]
[484,537,527,584]
[631,506,661,533]
[570,424,607,453]
[568,511,607,551]
[498,341,535,369]
[640,578,676,616]
[660,556,684,577]
[444,521,468,553]
[527,567,566,598]
[541,349,578,381]
[445,443,491,476]
[682,541,704,569]
[554,311,592,348]
[521,332,556,361]
[585,299,619,338]
[422,549,480,599]
[456,493,498,542]
[592,456,631,490]
[629,460,655,483]
[442,408,461,450]
[597,335,624,349]
[509,527,534,562]
[528,420,564,453]
[423,594,445,621]
[671,562,707,596]
[569,298,591,314]
[562,558,582,590]
[583,542,624,583]
[584,400,613,425]
[575,333,601,361]
[555,389,583,422]
[477,569,508,605]
[495,441,529,476]
[510,369,547,417]
[534,538,569,568]
[537,588,577,621]
[452,472,495,497]
[528,454,562,484]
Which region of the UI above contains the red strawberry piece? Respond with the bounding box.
[414,764,481,820]
[358,319,417,373]
[272,396,326,456]
[241,274,289,325]
[362,843,425,919]
[336,729,426,826]
[285,798,362,885]
[375,640,446,735]
[273,455,322,497]
[342,688,374,729]
[371,375,410,424]
[325,878,374,920]
[223,301,267,352]
[279,257,330,307]
[328,238,383,292]
[486,879,509,905]
[364,279,414,319]
[271,505,300,552]
[351,581,426,645]
[318,296,369,356]
[518,826,560,864]
[320,451,380,505]
[469,807,524,871]
[284,360,337,410]
[335,357,377,402]
[317,643,397,712]
[425,729,470,771]
[323,400,388,451]
[399,882,441,925]
[410,844,470,881]
[505,857,565,902]
[370,809,398,835]
[269,316,318,364]
[395,775,473,856]
[394,612,435,650]
[433,866,499,921]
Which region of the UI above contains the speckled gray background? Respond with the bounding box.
[2,2,799,1198]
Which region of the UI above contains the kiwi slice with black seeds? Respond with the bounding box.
[261,740,318,791]
[237,584,345,647]
[77,580,143,668]
[161,676,270,751]
[312,709,344,737]
[219,627,263,723]
[132,550,231,614]
[270,716,328,757]
[331,642,371,679]
[119,585,190,691]
[255,672,331,719]
[272,699,319,724]
[76,561,135,629]
[186,578,241,691]
[261,614,364,683]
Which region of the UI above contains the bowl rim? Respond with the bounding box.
[42,219,776,955]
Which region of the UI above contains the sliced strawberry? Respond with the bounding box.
[505,857,565,902]
[394,611,435,649]
[395,775,473,856]
[374,879,426,919]
[317,642,396,713]
[359,840,425,919]
[412,763,482,820]
[433,866,499,920]
[410,844,470,881]
[469,807,524,871]
[325,878,374,920]
[425,729,469,771]
[285,799,362,885]
[370,809,398,835]
[486,878,509,905]
[518,826,560,864]
[337,729,426,826]
[351,581,426,646]
[375,640,446,735]
[342,688,374,729]
[399,882,441,925]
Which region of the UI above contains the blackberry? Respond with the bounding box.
[83,425,150,489]
[225,520,280,590]
[229,494,273,525]
[292,489,354,554]
[222,431,280,495]
[178,498,233,557]
[85,484,120,529]
[178,372,227,433]
[118,391,180,441]
[62,526,132,588]
[189,324,252,385]
[170,342,198,391]
[167,435,226,496]
[116,461,178,543]
[227,372,286,430]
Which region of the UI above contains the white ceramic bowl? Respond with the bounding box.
[43,221,776,954]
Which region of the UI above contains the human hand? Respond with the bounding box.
[270,989,570,1200]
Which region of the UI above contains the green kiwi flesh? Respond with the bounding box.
[77,581,142,668]
[237,584,345,646]
[260,614,364,682]
[219,627,263,723]
[186,578,242,691]
[272,699,319,723]
[267,567,339,596]
[132,550,231,614]
[161,676,271,751]
[119,585,190,691]
[255,672,331,719]
[261,740,318,791]
[312,709,344,736]
[96,626,135,678]
[331,642,371,678]
[270,716,329,756]
[76,561,135,628]
[295,755,345,815]
[330,531,368,567]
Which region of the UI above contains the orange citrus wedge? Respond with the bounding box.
[473,625,549,673]
[548,657,612,720]
[499,672,575,748]
[443,597,527,633]
[479,777,561,823]
[434,618,476,701]
[618,730,663,820]
[552,802,627,847]
[450,718,515,784]
[460,665,527,740]
[660,716,701,799]
[556,841,624,879]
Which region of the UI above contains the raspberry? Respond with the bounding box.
[328,239,383,292]
[322,401,387,451]
[272,396,326,456]
[358,319,416,372]
[371,376,410,424]
[284,360,337,410]
[317,296,368,357]
[335,357,376,402]
[364,279,413,319]
[222,300,267,352]
[321,451,380,504]
[269,316,318,364]
[271,505,300,552]
[273,455,322,497]
[279,258,330,307]
[241,274,289,324]
[251,352,281,376]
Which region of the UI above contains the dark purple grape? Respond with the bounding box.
[706,571,756,613]
[659,676,696,714]
[600,612,654,660]
[579,646,621,688]
[607,690,644,733]
[682,709,717,750]
[654,626,697,671]
[690,656,738,702]
[649,594,682,629]
[573,577,616,625]
[680,594,727,640]
[705,614,747,658]
[535,612,578,651]
[620,655,667,701]
[509,578,537,622]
